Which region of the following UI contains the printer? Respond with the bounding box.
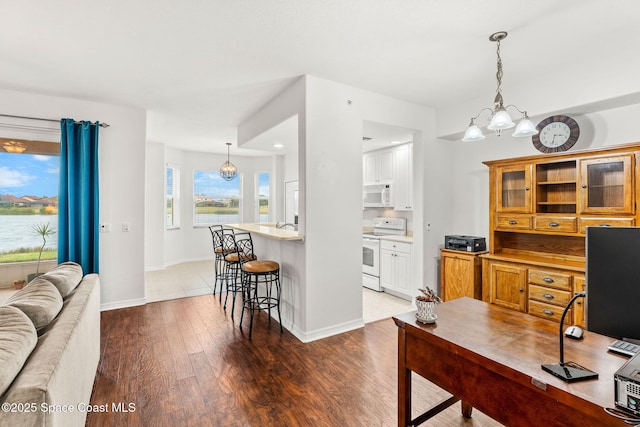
[615,351,640,416]
[444,235,487,252]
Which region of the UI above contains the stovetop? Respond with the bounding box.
[363,217,407,238]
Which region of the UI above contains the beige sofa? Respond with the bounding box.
[0,262,100,427]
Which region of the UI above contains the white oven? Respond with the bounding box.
[362,217,407,292]
[362,235,381,291]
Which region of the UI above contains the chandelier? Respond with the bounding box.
[219,142,237,181]
[462,31,538,142]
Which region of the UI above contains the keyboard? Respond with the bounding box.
[608,340,640,357]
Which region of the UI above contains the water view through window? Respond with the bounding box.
[0,149,59,263]
[193,170,241,225]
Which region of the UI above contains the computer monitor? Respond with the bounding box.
[586,226,640,341]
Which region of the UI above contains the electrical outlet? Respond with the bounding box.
[122,222,130,232]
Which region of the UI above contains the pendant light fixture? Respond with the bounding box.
[462,31,538,142]
[219,142,237,181]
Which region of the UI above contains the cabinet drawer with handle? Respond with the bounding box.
[578,217,635,234]
[380,240,411,253]
[496,214,532,231]
[528,269,572,291]
[534,216,577,233]
[529,300,573,325]
[528,284,571,307]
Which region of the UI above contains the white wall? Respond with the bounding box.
[239,77,309,333]
[145,142,165,270]
[0,88,147,310]
[239,75,438,341]
[444,103,640,245]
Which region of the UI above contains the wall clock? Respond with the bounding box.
[531,115,580,154]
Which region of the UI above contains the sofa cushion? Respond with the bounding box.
[6,277,63,331]
[0,306,38,396]
[0,275,100,427]
[41,261,84,298]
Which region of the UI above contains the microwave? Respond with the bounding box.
[363,184,392,208]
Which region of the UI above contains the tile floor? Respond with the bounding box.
[0,286,17,304]
[145,260,414,323]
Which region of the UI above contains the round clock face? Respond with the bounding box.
[532,115,580,154]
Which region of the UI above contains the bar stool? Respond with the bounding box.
[240,259,283,339]
[222,232,256,319]
[209,225,236,302]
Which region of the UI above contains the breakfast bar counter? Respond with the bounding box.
[225,223,304,241]
[225,223,304,337]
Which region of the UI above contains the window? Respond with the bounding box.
[256,172,269,223]
[193,170,241,226]
[0,139,59,263]
[166,165,180,228]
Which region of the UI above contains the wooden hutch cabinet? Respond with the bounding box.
[481,143,640,325]
[440,249,485,301]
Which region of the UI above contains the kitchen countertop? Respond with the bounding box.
[378,234,413,244]
[226,223,304,241]
[363,228,413,244]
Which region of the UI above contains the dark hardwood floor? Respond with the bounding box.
[87,294,502,426]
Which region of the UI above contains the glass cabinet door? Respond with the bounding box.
[579,155,633,214]
[496,165,532,213]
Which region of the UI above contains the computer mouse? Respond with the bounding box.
[564,325,584,340]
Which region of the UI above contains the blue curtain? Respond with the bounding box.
[57,119,100,273]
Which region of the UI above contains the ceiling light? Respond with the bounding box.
[219,142,237,181]
[390,140,401,145]
[462,31,538,142]
[273,143,284,149]
[3,141,26,153]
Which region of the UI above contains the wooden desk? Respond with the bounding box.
[393,297,628,427]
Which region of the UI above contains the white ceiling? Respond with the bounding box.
[1,0,639,154]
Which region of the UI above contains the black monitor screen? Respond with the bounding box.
[586,226,640,341]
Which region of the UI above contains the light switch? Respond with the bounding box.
[99,223,111,233]
[122,222,130,232]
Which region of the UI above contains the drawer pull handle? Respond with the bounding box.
[543,293,554,300]
[525,187,530,191]
[549,222,560,227]
[543,277,554,283]
[508,220,518,225]
[582,184,587,189]
[543,309,554,316]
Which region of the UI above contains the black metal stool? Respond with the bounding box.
[240,259,283,339]
[222,232,256,319]
[209,225,236,302]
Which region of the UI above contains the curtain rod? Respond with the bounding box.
[0,113,110,128]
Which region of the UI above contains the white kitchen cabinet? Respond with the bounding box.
[380,240,412,296]
[363,148,394,185]
[393,143,413,210]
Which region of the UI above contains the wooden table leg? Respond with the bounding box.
[398,328,411,427]
[461,400,473,418]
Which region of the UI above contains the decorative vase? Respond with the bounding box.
[416,300,437,324]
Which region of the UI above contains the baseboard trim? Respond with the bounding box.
[100,297,146,311]
[289,318,364,343]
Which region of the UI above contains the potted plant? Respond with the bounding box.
[27,222,56,282]
[415,286,441,324]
